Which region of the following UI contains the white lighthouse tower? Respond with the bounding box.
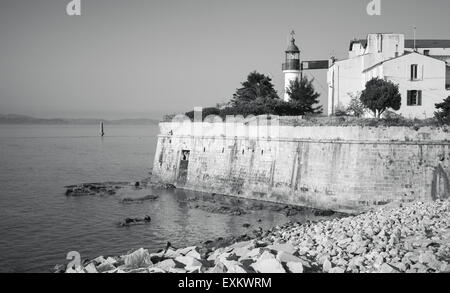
[282,31,301,102]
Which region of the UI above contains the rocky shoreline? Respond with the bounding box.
[57,199,450,273]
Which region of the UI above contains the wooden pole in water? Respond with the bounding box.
[101,122,105,137]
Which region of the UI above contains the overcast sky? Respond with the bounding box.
[0,0,449,119]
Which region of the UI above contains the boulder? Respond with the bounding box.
[276,251,302,264]
[53,264,66,273]
[286,262,304,273]
[229,240,254,250]
[147,267,166,273]
[66,266,84,273]
[418,251,437,265]
[328,267,345,273]
[259,251,276,261]
[251,258,286,273]
[207,247,227,261]
[222,260,249,273]
[97,262,116,273]
[322,259,332,273]
[176,246,197,256]
[217,252,239,263]
[155,259,177,271]
[168,268,187,273]
[267,242,297,255]
[209,262,227,273]
[92,256,107,265]
[124,248,153,269]
[240,248,265,261]
[175,256,202,267]
[185,249,202,260]
[379,263,399,273]
[105,257,118,265]
[185,266,204,273]
[163,248,180,259]
[127,268,150,273]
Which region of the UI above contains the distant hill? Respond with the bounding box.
[0,114,159,125]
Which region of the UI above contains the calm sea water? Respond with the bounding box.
[0,124,312,273]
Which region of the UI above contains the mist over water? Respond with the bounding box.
[0,124,304,273]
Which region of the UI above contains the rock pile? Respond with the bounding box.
[65,183,125,196]
[119,194,159,204]
[64,181,175,197]
[60,200,450,273]
[117,216,152,227]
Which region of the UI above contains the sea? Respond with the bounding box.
[0,124,327,272]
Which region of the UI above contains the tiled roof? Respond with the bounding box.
[350,39,450,50]
[405,40,450,49]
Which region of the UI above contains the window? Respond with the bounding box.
[411,64,418,80]
[407,90,422,106]
[424,50,430,56]
[377,34,383,53]
[287,52,299,60]
[446,66,450,89]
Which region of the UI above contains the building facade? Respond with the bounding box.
[327,33,450,118]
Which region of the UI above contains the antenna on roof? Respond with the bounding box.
[413,25,417,52]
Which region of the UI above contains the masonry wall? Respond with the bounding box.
[152,122,450,213]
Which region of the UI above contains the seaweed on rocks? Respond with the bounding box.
[65,183,126,197]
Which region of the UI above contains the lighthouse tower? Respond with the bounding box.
[282,31,301,101]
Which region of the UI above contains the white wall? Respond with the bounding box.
[405,48,450,63]
[327,57,365,115]
[349,43,366,59]
[383,53,448,118]
[158,121,450,141]
[283,70,301,102]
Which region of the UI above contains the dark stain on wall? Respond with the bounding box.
[158,143,165,167]
[293,143,303,191]
[431,164,450,200]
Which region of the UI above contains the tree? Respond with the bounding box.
[286,76,323,115]
[229,71,279,107]
[360,78,401,118]
[346,92,367,117]
[185,107,221,120]
[435,96,450,125]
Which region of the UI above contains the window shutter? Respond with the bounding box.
[407,91,411,106]
[418,91,422,106]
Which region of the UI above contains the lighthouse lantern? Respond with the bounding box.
[282,31,302,101]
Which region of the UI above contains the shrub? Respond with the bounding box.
[435,96,450,125]
[346,92,367,117]
[185,107,221,120]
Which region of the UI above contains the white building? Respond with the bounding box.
[327,33,450,118]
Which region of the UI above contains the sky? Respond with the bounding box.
[0,0,449,119]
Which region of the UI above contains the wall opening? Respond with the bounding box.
[446,66,450,89]
[177,150,190,186]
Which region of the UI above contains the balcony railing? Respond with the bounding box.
[282,60,300,71]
